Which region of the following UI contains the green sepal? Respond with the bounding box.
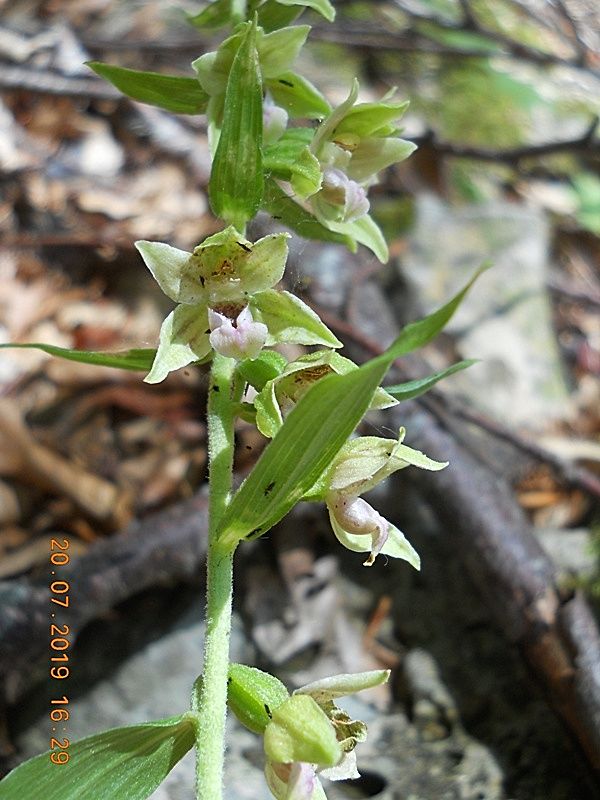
[265,72,330,118]
[346,137,417,183]
[144,305,212,385]
[325,214,389,263]
[334,99,409,138]
[227,663,290,734]
[209,20,264,229]
[263,178,353,247]
[385,359,478,401]
[86,62,209,115]
[0,714,198,800]
[264,695,341,767]
[237,350,288,391]
[0,343,157,372]
[251,290,342,347]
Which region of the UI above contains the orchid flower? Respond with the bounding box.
[135,226,340,383]
[306,429,448,567]
[307,80,416,227]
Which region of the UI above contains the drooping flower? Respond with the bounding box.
[135,226,340,383]
[306,429,448,566]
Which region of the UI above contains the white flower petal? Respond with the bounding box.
[208,306,267,361]
[319,749,360,782]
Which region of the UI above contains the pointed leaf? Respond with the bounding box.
[0,343,156,372]
[385,359,477,401]
[209,21,263,229]
[0,714,197,800]
[87,62,208,115]
[386,267,489,359]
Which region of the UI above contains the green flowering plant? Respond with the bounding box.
[0,2,484,799]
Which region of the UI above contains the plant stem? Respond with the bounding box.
[195,354,238,800]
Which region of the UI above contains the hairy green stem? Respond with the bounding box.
[195,354,238,800]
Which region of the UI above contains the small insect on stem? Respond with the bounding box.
[263,481,275,496]
[236,241,252,253]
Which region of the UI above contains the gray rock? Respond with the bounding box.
[403,195,568,426]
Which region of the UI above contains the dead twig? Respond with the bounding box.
[412,118,600,165]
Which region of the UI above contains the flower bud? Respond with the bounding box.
[227,663,289,734]
[263,101,288,145]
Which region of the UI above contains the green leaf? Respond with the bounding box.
[217,356,390,549]
[0,343,157,372]
[386,266,489,359]
[86,62,208,115]
[263,178,353,247]
[385,359,477,401]
[209,21,264,229]
[0,714,198,800]
[274,0,335,22]
[228,663,289,734]
[265,71,330,118]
